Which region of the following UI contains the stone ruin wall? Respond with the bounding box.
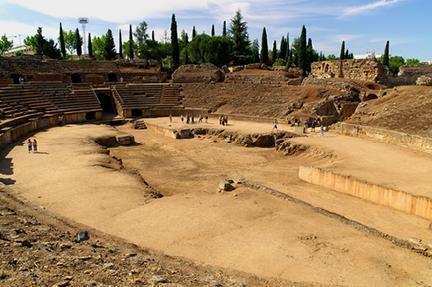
[0,56,164,85]
[310,59,387,83]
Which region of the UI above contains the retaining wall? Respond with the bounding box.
[336,123,432,154]
[299,166,432,220]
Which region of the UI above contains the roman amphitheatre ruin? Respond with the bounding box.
[1,55,432,287]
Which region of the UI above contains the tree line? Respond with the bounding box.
[3,10,422,75]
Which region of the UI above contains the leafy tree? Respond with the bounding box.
[405,58,420,66]
[297,25,307,75]
[134,21,149,46]
[59,23,66,58]
[171,14,180,69]
[340,41,345,59]
[188,34,231,66]
[0,35,13,55]
[103,29,116,60]
[75,28,82,57]
[271,40,277,64]
[211,24,215,36]
[62,30,77,55]
[388,55,404,74]
[251,39,259,63]
[192,26,197,39]
[92,35,107,60]
[327,54,337,60]
[25,27,61,59]
[129,24,134,59]
[229,9,250,64]
[383,41,390,67]
[88,33,93,58]
[273,58,286,67]
[119,29,123,59]
[222,21,227,37]
[260,27,269,64]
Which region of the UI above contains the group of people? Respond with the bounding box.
[180,113,209,124]
[219,115,229,126]
[303,118,326,136]
[27,138,38,153]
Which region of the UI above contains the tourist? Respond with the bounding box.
[273,119,278,131]
[219,115,223,125]
[198,115,202,123]
[27,139,32,153]
[225,115,229,126]
[303,120,308,134]
[32,139,38,152]
[320,124,325,137]
[181,115,184,123]
[311,120,316,132]
[186,114,190,124]
[205,115,208,123]
[191,115,195,124]
[169,114,172,123]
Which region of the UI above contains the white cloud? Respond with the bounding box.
[343,0,403,16]
[0,20,58,46]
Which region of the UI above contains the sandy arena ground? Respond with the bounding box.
[2,119,432,286]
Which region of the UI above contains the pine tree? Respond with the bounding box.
[383,41,390,67]
[286,33,292,68]
[340,41,345,60]
[192,26,197,39]
[222,21,227,37]
[128,24,134,59]
[279,36,286,59]
[260,27,269,64]
[229,10,250,64]
[298,25,307,75]
[271,40,277,65]
[59,23,66,58]
[117,30,122,59]
[104,29,116,60]
[75,28,82,57]
[88,33,93,58]
[211,24,215,36]
[185,33,189,64]
[171,14,180,69]
[152,30,155,41]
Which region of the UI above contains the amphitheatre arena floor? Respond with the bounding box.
[2,118,432,286]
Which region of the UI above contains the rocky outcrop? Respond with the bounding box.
[172,64,225,83]
[416,75,432,86]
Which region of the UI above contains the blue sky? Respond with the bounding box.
[0,0,430,60]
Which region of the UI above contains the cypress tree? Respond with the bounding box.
[192,26,197,39]
[59,23,66,58]
[104,29,116,60]
[128,24,134,59]
[345,49,349,60]
[306,38,313,72]
[298,25,307,75]
[260,27,269,64]
[211,24,215,36]
[383,41,390,67]
[271,40,277,65]
[185,33,189,64]
[171,14,180,69]
[75,28,82,57]
[119,29,123,59]
[88,33,93,58]
[152,30,155,41]
[286,33,292,68]
[222,21,227,37]
[340,41,345,60]
[279,36,286,59]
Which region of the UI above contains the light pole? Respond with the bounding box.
[78,18,89,55]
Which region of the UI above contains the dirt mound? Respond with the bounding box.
[225,68,303,85]
[172,64,224,83]
[346,86,432,137]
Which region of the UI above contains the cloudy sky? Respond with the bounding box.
[0,0,430,60]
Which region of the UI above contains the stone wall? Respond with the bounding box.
[172,64,225,83]
[299,166,432,220]
[335,123,432,154]
[310,59,387,83]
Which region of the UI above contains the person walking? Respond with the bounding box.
[27,139,32,153]
[32,139,38,153]
[205,115,208,123]
[273,119,278,131]
[320,124,325,137]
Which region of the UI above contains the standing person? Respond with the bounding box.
[27,139,32,153]
[205,114,208,123]
[186,114,190,124]
[225,115,229,126]
[273,119,278,131]
[311,120,316,132]
[169,114,172,123]
[181,115,184,123]
[320,124,325,137]
[32,139,38,153]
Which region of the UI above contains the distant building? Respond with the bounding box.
[3,45,33,57]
